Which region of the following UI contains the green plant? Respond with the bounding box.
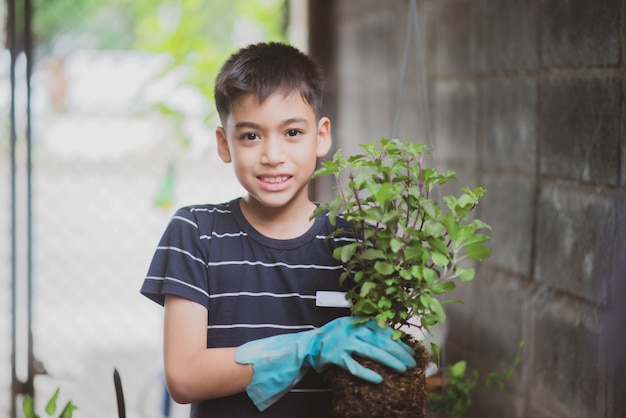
[23,388,77,418]
[427,341,524,418]
[427,360,475,418]
[312,138,492,348]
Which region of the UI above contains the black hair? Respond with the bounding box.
[214,42,324,124]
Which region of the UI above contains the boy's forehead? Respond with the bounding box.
[228,91,316,122]
[239,90,308,107]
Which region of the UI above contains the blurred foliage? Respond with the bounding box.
[32,0,287,114]
[33,0,287,53]
[23,388,77,418]
[32,0,138,51]
[30,0,288,207]
[133,0,287,102]
[31,0,287,150]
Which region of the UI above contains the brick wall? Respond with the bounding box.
[311,0,625,416]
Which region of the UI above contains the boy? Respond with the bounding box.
[140,42,416,417]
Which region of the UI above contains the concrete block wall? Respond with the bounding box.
[310,0,626,416]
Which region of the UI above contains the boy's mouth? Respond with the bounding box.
[260,175,290,184]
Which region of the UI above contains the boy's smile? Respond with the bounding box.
[216,92,331,226]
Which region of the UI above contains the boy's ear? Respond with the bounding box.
[316,117,332,158]
[216,126,232,163]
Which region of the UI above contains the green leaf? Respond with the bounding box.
[439,281,456,292]
[58,401,78,418]
[312,160,339,178]
[504,369,513,382]
[422,220,446,237]
[431,282,448,294]
[430,297,446,322]
[443,298,464,304]
[385,286,398,295]
[381,210,400,225]
[399,269,412,280]
[410,265,422,280]
[457,193,477,208]
[337,243,358,263]
[373,182,393,202]
[45,388,60,416]
[485,371,499,387]
[450,360,467,377]
[360,248,386,260]
[442,195,457,211]
[389,238,403,253]
[360,281,377,297]
[392,329,404,341]
[456,267,475,281]
[420,199,438,219]
[457,232,490,248]
[450,224,472,246]
[427,237,449,257]
[23,395,39,418]
[404,245,424,262]
[465,243,493,260]
[430,342,441,366]
[419,294,432,309]
[432,251,449,267]
[422,313,438,327]
[470,218,492,231]
[153,165,176,209]
[422,267,436,284]
[352,298,377,315]
[338,271,351,286]
[463,186,487,199]
[374,261,394,275]
[377,297,392,310]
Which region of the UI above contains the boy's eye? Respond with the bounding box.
[286,129,300,137]
[240,133,259,141]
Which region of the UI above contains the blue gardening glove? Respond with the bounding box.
[234,317,416,411]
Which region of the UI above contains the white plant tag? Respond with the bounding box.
[315,291,349,308]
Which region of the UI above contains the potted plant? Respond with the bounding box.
[312,138,492,418]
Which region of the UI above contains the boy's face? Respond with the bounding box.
[216,92,331,213]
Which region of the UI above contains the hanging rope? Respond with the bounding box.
[390,0,434,156]
[390,0,446,371]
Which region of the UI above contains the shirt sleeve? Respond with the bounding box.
[140,207,211,308]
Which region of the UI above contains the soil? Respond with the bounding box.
[325,339,432,418]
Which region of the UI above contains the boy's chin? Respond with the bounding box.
[243,192,310,211]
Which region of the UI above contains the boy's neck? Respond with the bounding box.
[238,196,317,240]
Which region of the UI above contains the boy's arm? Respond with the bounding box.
[164,294,416,411]
[163,294,253,403]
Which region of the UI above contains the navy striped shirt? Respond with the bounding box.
[141,198,352,417]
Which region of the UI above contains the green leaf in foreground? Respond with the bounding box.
[22,388,76,418]
[23,395,39,418]
[44,388,60,416]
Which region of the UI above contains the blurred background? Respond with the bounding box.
[2,1,292,417]
[3,1,625,417]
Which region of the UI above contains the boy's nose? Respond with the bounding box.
[260,137,285,166]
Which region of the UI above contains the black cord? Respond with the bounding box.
[113,368,126,418]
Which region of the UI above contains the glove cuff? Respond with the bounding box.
[234,332,316,411]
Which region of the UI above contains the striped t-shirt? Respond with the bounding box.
[140,198,352,417]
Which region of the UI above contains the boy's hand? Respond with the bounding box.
[235,316,416,411]
[308,316,416,382]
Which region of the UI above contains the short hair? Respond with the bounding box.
[214,42,325,125]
